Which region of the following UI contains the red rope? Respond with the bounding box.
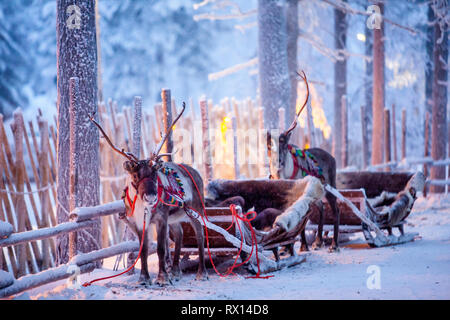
[81,206,147,287]
[176,164,273,279]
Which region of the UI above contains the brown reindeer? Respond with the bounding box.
[267,71,340,252]
[90,103,208,286]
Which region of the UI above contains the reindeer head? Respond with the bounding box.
[90,102,186,206]
[267,71,309,179]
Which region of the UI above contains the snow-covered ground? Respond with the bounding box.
[9,194,450,300]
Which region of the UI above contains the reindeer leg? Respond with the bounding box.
[155,214,171,286]
[327,192,340,252]
[137,229,151,285]
[312,200,324,250]
[169,222,183,281]
[300,229,309,252]
[189,216,209,281]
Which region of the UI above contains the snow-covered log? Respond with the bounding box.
[69,200,125,222]
[0,220,96,248]
[0,262,96,298]
[0,221,13,239]
[0,270,14,289]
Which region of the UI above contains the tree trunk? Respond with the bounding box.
[371,2,385,166]
[286,0,298,130]
[424,2,434,156]
[430,3,448,193]
[364,6,373,159]
[333,3,347,169]
[56,0,100,265]
[258,0,291,130]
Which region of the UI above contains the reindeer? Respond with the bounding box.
[267,71,340,252]
[90,103,208,286]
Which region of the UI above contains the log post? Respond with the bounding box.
[38,118,52,269]
[200,99,213,182]
[68,77,101,265]
[401,108,407,160]
[384,108,391,171]
[232,117,240,179]
[423,111,430,197]
[392,104,398,162]
[161,89,173,162]
[360,106,369,169]
[10,110,29,277]
[132,96,142,159]
[306,99,314,148]
[341,96,348,168]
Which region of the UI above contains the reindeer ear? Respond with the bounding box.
[123,161,135,172]
[148,160,154,167]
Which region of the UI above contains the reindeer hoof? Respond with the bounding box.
[171,267,182,281]
[328,244,340,253]
[300,244,309,252]
[311,240,323,250]
[195,270,209,281]
[139,275,152,286]
[155,273,172,286]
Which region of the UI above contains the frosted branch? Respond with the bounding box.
[320,0,419,35]
[208,57,258,81]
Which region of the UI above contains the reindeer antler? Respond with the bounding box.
[284,70,310,136]
[89,112,139,163]
[151,102,186,161]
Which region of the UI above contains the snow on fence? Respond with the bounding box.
[0,200,134,298]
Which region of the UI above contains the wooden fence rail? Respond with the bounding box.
[0,201,130,298]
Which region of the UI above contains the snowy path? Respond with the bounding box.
[11,195,450,300]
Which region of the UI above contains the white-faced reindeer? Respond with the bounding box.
[267,72,340,252]
[90,103,208,286]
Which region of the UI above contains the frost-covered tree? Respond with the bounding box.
[99,0,217,105]
[0,1,30,117]
[56,0,100,265]
[430,0,448,193]
[258,0,290,130]
[333,2,348,168]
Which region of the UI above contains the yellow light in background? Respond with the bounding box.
[357,33,366,42]
[220,116,229,144]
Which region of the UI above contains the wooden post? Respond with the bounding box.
[401,109,407,160]
[133,96,142,159]
[232,117,240,179]
[200,99,213,182]
[341,96,348,168]
[360,106,369,169]
[392,104,398,162]
[161,89,173,162]
[10,110,29,276]
[423,111,430,197]
[37,117,53,269]
[306,99,313,148]
[68,77,101,265]
[384,108,391,171]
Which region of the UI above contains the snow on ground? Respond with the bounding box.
[9,194,450,300]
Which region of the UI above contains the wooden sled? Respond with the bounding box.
[179,176,325,274]
[307,171,425,247]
